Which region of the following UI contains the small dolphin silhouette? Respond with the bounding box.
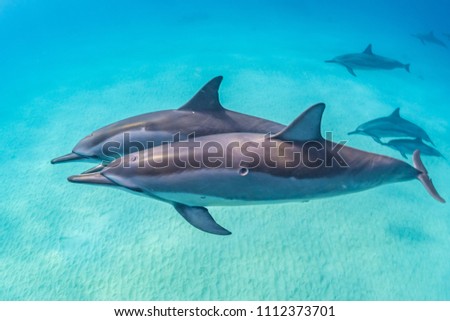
[326,44,410,76]
[382,138,443,159]
[412,31,447,48]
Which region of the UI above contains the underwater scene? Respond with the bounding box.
[1,0,449,300]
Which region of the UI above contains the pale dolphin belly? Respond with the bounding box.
[129,169,376,207]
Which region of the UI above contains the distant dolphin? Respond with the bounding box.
[67,104,445,235]
[382,138,443,159]
[348,108,434,145]
[325,44,410,76]
[444,33,450,41]
[412,31,447,48]
[51,76,285,172]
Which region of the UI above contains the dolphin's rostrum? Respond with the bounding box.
[326,44,410,76]
[68,104,445,235]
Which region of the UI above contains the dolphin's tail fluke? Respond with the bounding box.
[67,172,116,186]
[51,152,84,164]
[413,150,445,203]
[404,64,410,73]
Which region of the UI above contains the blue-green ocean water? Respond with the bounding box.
[1,0,450,300]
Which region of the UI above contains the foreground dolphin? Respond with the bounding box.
[382,138,443,159]
[67,104,445,235]
[348,108,434,145]
[51,76,284,171]
[325,44,410,76]
[412,31,447,48]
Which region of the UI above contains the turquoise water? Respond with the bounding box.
[1,0,450,300]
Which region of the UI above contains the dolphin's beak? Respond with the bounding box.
[325,60,335,63]
[51,152,84,164]
[348,130,358,135]
[67,173,116,186]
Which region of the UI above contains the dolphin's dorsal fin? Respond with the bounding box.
[389,108,401,118]
[178,76,225,112]
[363,44,373,55]
[272,103,325,142]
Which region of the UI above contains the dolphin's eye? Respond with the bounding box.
[238,167,249,176]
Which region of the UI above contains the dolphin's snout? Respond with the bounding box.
[348,130,359,135]
[67,173,116,186]
[51,152,84,164]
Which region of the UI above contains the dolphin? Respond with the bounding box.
[443,33,450,41]
[325,44,410,76]
[382,138,443,159]
[348,108,434,145]
[67,103,445,235]
[412,31,447,48]
[51,76,285,172]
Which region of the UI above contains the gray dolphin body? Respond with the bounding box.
[348,108,434,145]
[412,31,447,48]
[382,138,443,159]
[51,76,284,170]
[325,44,410,76]
[67,104,445,235]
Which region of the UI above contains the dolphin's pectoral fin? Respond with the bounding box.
[178,76,225,112]
[346,66,357,76]
[371,136,383,144]
[173,202,231,235]
[413,150,445,203]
